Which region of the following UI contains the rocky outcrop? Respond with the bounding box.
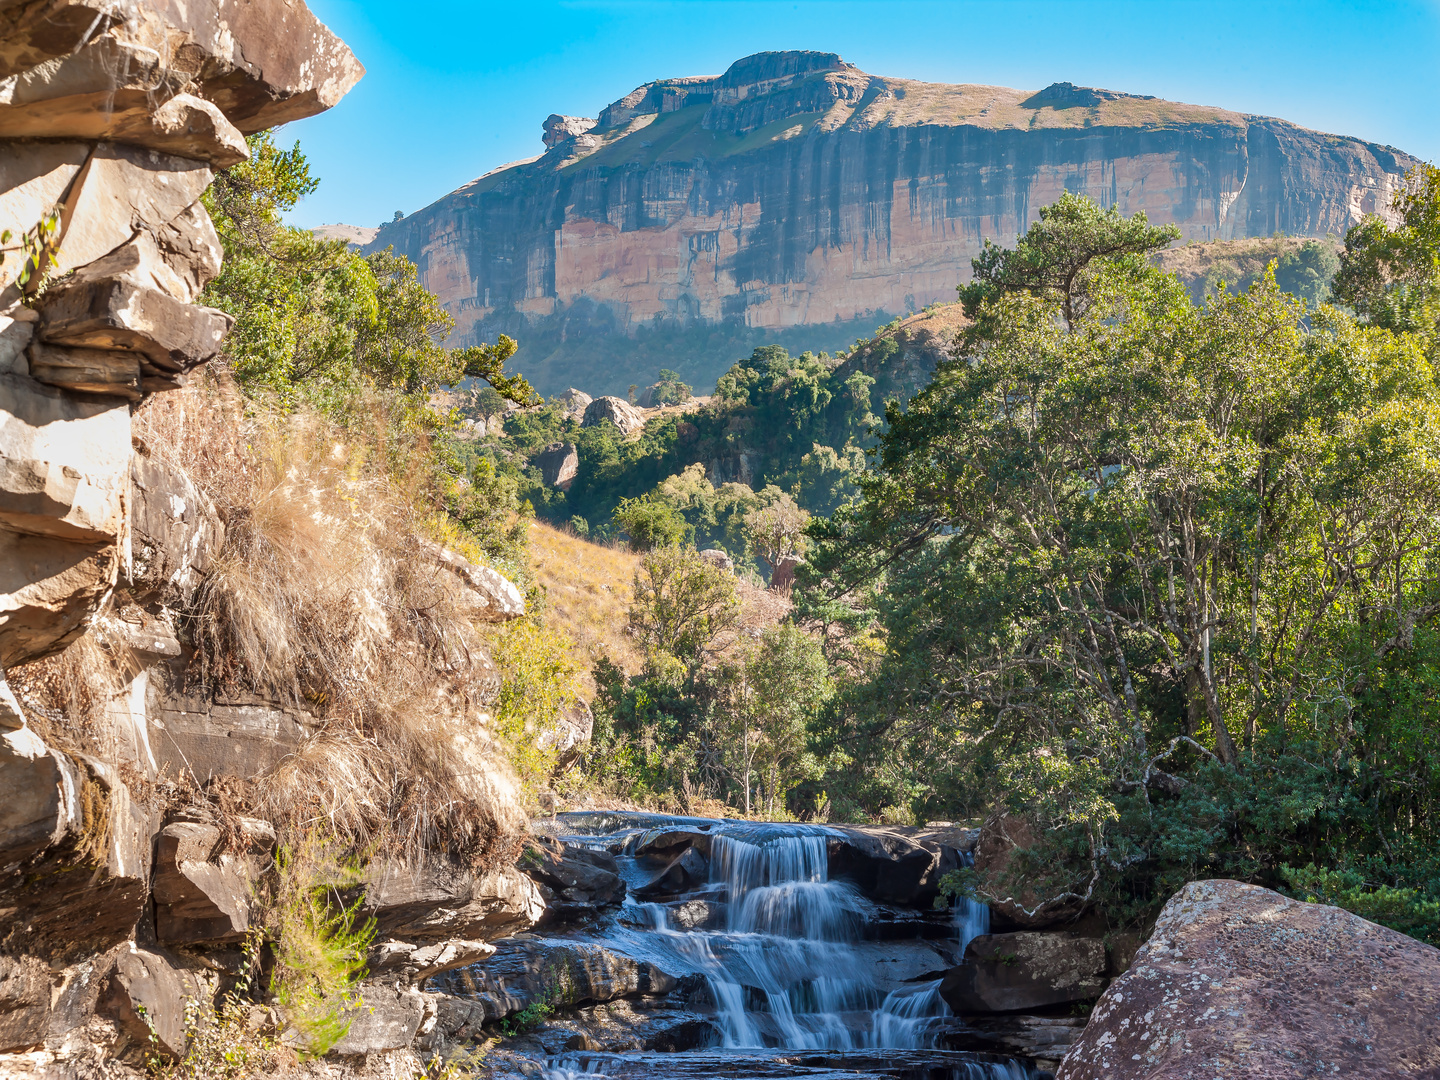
[362,860,547,942]
[1057,879,1440,1079]
[371,50,1418,395]
[152,818,274,945]
[535,441,580,488]
[519,837,625,923]
[582,395,646,435]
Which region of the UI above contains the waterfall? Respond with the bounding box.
[535,815,1036,1080]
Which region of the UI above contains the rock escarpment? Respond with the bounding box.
[372,50,1419,395]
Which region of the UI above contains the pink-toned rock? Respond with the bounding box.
[973,812,1086,929]
[1057,879,1440,1080]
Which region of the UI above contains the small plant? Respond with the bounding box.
[497,962,577,1037]
[1,207,62,291]
[144,935,280,1079]
[265,833,376,1056]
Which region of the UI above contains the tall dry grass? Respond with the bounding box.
[143,371,527,868]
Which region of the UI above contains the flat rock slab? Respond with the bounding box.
[1057,879,1440,1079]
[942,931,1107,1014]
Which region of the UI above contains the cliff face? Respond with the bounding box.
[371,51,1419,396]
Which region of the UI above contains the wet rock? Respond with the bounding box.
[581,396,646,436]
[948,1014,1088,1071]
[827,827,939,905]
[0,955,49,1052]
[362,860,545,943]
[99,946,205,1060]
[152,820,272,945]
[634,846,709,900]
[430,937,677,1021]
[973,812,1086,929]
[665,898,725,930]
[1056,879,1440,1080]
[939,932,1107,1013]
[535,442,579,489]
[632,826,714,860]
[521,837,625,923]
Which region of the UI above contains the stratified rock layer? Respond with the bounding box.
[371,50,1419,394]
[1056,879,1440,1079]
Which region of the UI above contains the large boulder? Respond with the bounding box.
[581,395,646,436]
[940,932,1108,1013]
[534,442,579,489]
[554,387,592,421]
[429,937,677,1022]
[1057,879,1440,1080]
[417,538,526,623]
[327,981,428,1057]
[633,846,709,900]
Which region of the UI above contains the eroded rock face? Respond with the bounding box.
[535,441,579,489]
[371,50,1419,395]
[362,860,546,943]
[1056,879,1440,1080]
[520,837,625,923]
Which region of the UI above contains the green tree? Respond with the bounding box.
[744,491,810,585]
[1333,164,1440,336]
[628,546,740,679]
[612,495,692,551]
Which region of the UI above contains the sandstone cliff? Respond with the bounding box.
[370,50,1419,396]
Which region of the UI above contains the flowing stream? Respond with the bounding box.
[533,815,1037,1080]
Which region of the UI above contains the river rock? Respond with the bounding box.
[328,981,429,1056]
[0,955,49,1052]
[634,846,709,900]
[362,860,545,942]
[940,932,1107,1013]
[429,937,678,1021]
[520,837,625,923]
[1056,879,1440,1079]
[581,396,646,436]
[632,826,715,860]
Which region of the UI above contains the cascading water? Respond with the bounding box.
[530,815,1039,1080]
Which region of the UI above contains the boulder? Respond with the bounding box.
[0,304,37,374]
[973,812,1085,929]
[0,954,50,1053]
[152,819,273,945]
[555,387,592,421]
[634,846,709,900]
[520,837,624,923]
[768,555,803,592]
[543,115,596,149]
[429,937,677,1021]
[581,395,646,436]
[534,442,579,489]
[1057,879,1440,1080]
[665,898,725,930]
[361,861,545,943]
[827,827,940,905]
[327,981,428,1056]
[98,946,204,1060]
[940,932,1107,1014]
[698,548,734,573]
[417,538,526,622]
[632,827,714,860]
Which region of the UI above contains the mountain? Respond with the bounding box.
[370,50,1418,397]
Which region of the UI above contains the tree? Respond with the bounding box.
[958,191,1181,329]
[612,496,691,551]
[1333,164,1440,336]
[628,546,740,678]
[734,624,832,815]
[651,368,693,406]
[744,491,810,584]
[807,194,1440,924]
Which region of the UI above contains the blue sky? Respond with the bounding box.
[286,0,1440,229]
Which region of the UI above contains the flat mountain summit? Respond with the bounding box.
[371,50,1418,395]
